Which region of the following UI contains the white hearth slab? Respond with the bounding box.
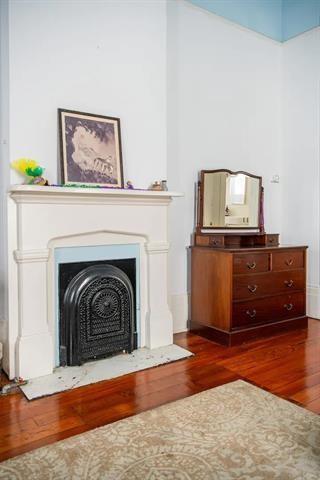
[20,345,192,400]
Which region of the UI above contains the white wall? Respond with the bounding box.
[282,28,320,318]
[167,1,283,330]
[8,0,167,187]
[4,0,319,337]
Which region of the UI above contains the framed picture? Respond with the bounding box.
[58,109,124,188]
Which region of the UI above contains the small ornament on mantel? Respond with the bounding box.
[125,181,134,189]
[161,180,168,191]
[149,180,168,191]
[11,158,49,186]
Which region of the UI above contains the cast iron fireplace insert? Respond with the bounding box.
[59,258,137,366]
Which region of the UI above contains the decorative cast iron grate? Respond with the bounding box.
[59,262,136,366]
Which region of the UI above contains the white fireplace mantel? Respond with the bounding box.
[10,184,183,204]
[6,185,183,380]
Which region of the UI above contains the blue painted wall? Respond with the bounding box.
[188,0,320,42]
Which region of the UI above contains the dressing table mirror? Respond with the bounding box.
[201,170,262,231]
[191,169,308,345]
[194,169,279,248]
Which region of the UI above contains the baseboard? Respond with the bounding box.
[169,293,189,333]
[307,285,320,319]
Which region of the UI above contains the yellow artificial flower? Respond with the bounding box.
[11,158,39,176]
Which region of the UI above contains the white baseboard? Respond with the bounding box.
[307,285,320,319]
[169,293,189,333]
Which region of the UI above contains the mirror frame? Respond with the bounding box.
[197,169,264,232]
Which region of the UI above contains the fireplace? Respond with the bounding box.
[59,259,137,366]
[6,185,182,380]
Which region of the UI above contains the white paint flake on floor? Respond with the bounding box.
[20,345,193,400]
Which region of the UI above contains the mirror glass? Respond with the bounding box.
[202,170,261,229]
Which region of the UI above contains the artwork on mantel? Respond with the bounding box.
[58,109,124,188]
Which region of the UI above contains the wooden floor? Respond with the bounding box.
[0,318,320,462]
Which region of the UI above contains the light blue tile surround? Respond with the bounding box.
[188,0,320,42]
[54,244,140,366]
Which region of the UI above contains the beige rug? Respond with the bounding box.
[0,380,319,479]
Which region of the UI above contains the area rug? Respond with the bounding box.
[20,345,193,400]
[2,381,320,479]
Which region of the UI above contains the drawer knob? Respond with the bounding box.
[246,309,257,318]
[284,303,293,311]
[248,284,258,293]
[285,259,294,266]
[284,280,294,288]
[247,261,256,270]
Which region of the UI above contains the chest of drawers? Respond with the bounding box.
[190,245,308,346]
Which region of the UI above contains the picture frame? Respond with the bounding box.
[58,108,124,188]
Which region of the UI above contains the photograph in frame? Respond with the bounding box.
[58,109,124,188]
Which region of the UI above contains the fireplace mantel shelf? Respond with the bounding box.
[9,185,183,205]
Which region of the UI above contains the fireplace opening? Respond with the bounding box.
[59,258,137,366]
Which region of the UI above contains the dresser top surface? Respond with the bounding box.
[191,245,308,253]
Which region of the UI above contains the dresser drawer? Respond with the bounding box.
[232,292,305,329]
[233,253,269,275]
[272,250,304,271]
[209,235,224,248]
[233,270,305,301]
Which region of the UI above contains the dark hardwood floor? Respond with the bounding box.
[0,318,319,462]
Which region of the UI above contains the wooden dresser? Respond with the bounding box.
[190,245,308,345]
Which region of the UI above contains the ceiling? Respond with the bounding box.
[187,0,320,42]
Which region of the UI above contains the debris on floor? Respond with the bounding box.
[0,377,28,395]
